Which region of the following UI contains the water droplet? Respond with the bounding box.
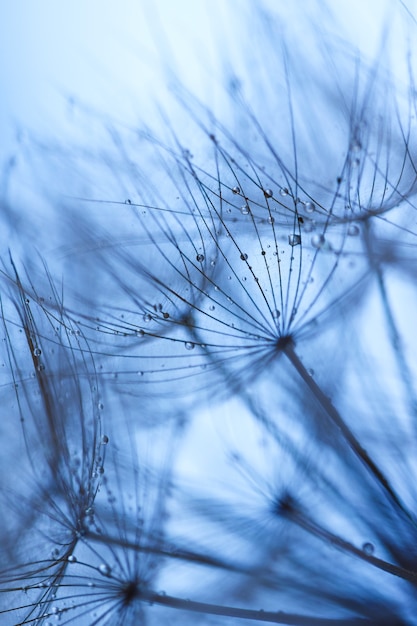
[240,253,248,261]
[137,371,144,376]
[185,342,195,350]
[240,204,250,215]
[232,186,240,194]
[51,607,59,615]
[272,310,280,319]
[305,201,315,213]
[311,234,326,249]
[143,313,152,323]
[37,364,45,372]
[264,188,273,198]
[210,259,216,267]
[279,187,289,197]
[97,466,105,475]
[68,555,77,563]
[209,305,215,311]
[136,329,145,337]
[348,224,360,236]
[33,347,41,357]
[98,402,104,410]
[163,312,170,319]
[196,254,205,262]
[288,234,301,247]
[101,435,109,445]
[98,563,111,576]
[362,542,374,556]
[268,216,275,225]
[307,368,314,377]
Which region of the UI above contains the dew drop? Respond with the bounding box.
[279,187,289,196]
[209,305,215,311]
[288,234,301,247]
[143,313,152,323]
[98,563,111,577]
[307,368,314,377]
[136,329,145,337]
[232,186,240,194]
[68,555,77,563]
[362,542,374,556]
[101,435,109,445]
[240,204,250,215]
[185,342,195,350]
[272,310,281,319]
[240,253,248,261]
[305,201,315,213]
[33,347,42,357]
[268,216,275,225]
[348,224,360,236]
[163,312,170,319]
[196,254,205,262]
[98,402,104,411]
[311,234,326,249]
[264,188,273,198]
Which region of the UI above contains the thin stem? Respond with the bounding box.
[363,221,417,427]
[283,341,415,526]
[144,591,371,625]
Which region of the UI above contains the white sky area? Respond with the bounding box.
[0,0,411,167]
[0,1,228,161]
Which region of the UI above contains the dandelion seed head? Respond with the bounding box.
[3,1,417,623]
